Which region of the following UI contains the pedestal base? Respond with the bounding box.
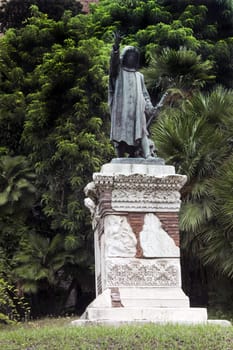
[74,287,207,325]
[81,162,209,325]
[80,308,207,324]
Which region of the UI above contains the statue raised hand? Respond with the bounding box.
[112,31,123,50]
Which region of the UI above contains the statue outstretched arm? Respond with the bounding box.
[109,31,123,106]
[109,31,122,79]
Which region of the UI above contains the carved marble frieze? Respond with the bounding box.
[106,258,181,287]
[111,188,181,211]
[104,215,137,257]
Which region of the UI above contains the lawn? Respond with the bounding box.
[0,317,232,350]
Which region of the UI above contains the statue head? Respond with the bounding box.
[121,46,140,69]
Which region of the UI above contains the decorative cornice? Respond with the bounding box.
[93,173,186,193]
[91,171,186,212]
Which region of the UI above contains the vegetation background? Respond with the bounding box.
[1,0,233,323]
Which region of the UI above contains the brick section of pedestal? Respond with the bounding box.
[126,212,180,253]
[156,212,180,247]
[98,190,112,216]
[111,288,123,308]
[97,218,104,245]
[127,213,145,258]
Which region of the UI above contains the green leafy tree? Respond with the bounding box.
[0,156,35,323]
[0,0,82,32]
[91,0,233,87]
[162,0,233,38]
[0,10,112,315]
[0,248,30,324]
[2,0,233,316]
[0,276,30,324]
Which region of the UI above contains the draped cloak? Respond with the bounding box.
[108,46,154,146]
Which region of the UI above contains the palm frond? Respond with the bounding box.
[142,46,215,92]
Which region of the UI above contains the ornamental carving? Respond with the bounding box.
[93,173,186,193]
[112,189,180,202]
[104,215,137,257]
[91,172,186,212]
[112,189,181,211]
[106,259,180,287]
[93,174,114,191]
[113,174,186,192]
[112,189,181,212]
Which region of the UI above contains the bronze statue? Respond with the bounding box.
[108,32,165,159]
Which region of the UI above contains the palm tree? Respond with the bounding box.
[0,156,36,320]
[12,231,94,315]
[142,46,215,104]
[0,154,37,260]
[200,159,233,278]
[143,45,233,308]
[144,46,233,281]
[151,86,233,305]
[0,155,36,215]
[152,86,233,251]
[13,233,73,293]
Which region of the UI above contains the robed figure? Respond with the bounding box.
[108,33,157,158]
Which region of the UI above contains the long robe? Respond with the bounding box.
[108,46,154,146]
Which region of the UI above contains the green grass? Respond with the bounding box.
[0,317,232,350]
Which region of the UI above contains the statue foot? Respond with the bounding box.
[145,155,155,160]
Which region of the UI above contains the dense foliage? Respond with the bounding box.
[0,0,82,32]
[1,0,233,317]
[0,7,113,316]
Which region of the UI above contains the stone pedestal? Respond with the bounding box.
[74,160,207,325]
